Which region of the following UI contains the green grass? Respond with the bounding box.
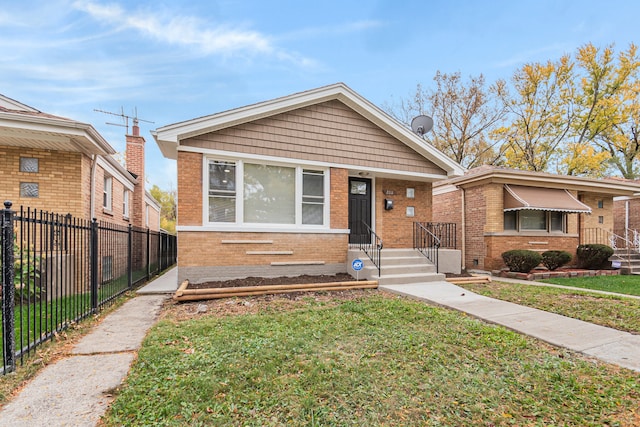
[463,280,640,334]
[539,274,640,296]
[102,294,640,426]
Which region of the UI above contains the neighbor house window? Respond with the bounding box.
[20,182,39,198]
[103,176,113,210]
[504,210,567,233]
[123,190,130,218]
[207,159,327,226]
[20,157,39,173]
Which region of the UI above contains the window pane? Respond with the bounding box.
[209,196,236,222]
[302,204,323,225]
[550,212,564,231]
[20,182,39,198]
[20,157,39,173]
[244,163,295,224]
[209,162,236,193]
[520,210,546,230]
[504,211,517,230]
[303,170,324,225]
[208,161,236,222]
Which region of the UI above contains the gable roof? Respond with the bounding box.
[152,83,465,177]
[0,94,115,156]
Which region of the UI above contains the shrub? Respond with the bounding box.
[502,250,542,273]
[576,244,614,269]
[541,250,572,271]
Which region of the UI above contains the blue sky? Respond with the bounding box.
[2,0,639,190]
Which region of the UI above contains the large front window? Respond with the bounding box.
[504,210,567,232]
[207,159,327,227]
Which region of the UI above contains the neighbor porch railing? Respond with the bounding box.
[416,222,457,249]
[358,221,382,277]
[413,222,440,273]
[581,227,639,251]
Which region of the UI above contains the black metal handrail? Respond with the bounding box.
[414,222,440,273]
[358,221,383,277]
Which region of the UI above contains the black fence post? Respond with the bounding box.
[90,218,98,311]
[127,224,133,289]
[146,228,150,280]
[1,201,16,373]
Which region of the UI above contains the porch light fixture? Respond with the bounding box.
[358,171,370,177]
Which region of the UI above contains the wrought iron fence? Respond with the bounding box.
[1,202,176,374]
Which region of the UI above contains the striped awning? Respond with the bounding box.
[503,185,591,213]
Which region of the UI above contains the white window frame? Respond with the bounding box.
[203,156,330,230]
[504,210,567,233]
[103,176,113,211]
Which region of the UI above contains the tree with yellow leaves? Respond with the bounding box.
[493,55,574,172]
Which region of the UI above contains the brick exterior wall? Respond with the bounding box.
[613,199,628,237]
[0,146,90,217]
[178,231,349,282]
[93,165,131,226]
[177,151,203,226]
[375,178,432,248]
[432,187,463,253]
[464,185,487,269]
[330,168,348,229]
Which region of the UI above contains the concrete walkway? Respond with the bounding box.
[381,281,640,372]
[0,268,178,427]
[1,270,638,426]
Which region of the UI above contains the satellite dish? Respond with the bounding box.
[411,115,433,136]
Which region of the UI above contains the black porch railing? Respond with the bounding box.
[415,222,457,249]
[413,222,441,273]
[1,202,177,375]
[358,221,383,276]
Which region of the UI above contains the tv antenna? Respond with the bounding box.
[94,107,154,134]
[411,115,434,137]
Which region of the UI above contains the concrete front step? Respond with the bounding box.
[349,247,443,285]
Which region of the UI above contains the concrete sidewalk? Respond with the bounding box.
[381,281,640,372]
[0,268,178,427]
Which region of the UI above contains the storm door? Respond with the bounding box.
[348,177,372,244]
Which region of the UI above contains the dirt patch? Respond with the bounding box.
[163,288,381,321]
[188,273,356,289]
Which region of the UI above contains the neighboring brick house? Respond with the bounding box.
[433,166,640,272]
[0,94,160,230]
[152,83,465,283]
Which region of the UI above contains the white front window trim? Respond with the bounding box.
[204,157,329,229]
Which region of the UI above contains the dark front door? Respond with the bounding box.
[348,177,372,244]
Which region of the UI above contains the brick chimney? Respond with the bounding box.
[126,120,146,227]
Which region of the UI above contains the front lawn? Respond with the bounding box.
[463,280,640,334]
[102,292,640,426]
[539,274,640,296]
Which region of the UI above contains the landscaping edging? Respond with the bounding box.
[174,280,379,301]
[494,269,620,281]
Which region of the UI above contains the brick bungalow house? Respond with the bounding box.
[0,94,160,229]
[152,83,465,284]
[433,166,640,272]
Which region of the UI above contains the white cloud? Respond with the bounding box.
[72,0,311,64]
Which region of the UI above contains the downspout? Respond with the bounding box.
[460,187,466,271]
[90,154,97,219]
